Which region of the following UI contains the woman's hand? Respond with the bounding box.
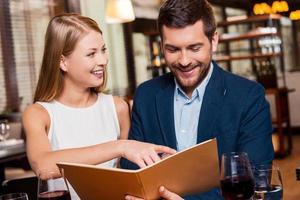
[125,186,184,200]
[121,140,176,168]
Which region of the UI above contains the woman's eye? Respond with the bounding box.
[87,52,95,57]
[102,47,107,53]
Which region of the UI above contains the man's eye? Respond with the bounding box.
[166,48,178,53]
[190,46,201,52]
[102,47,107,53]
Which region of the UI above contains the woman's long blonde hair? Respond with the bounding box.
[34,13,107,102]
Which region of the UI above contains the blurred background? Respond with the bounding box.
[0,0,299,199]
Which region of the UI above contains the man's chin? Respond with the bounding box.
[176,79,198,90]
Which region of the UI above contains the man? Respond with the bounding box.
[122,0,274,199]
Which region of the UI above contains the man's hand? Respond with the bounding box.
[158,186,183,200]
[125,186,183,200]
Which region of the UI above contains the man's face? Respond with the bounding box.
[162,20,218,97]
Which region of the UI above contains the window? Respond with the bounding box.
[0,36,6,112]
[0,0,64,113]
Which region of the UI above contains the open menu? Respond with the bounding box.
[57,139,219,200]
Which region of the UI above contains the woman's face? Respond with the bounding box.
[60,30,108,90]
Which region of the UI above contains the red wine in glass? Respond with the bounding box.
[220,152,255,200]
[38,190,71,200]
[220,175,255,200]
[37,170,71,200]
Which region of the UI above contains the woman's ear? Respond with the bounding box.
[60,55,68,72]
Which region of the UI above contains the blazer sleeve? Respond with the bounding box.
[238,84,274,166]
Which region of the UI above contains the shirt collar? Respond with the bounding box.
[174,62,214,102]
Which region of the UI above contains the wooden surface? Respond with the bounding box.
[217,14,281,26]
[214,52,282,62]
[274,134,300,200]
[265,88,294,157]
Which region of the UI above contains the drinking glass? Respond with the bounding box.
[0,120,10,141]
[253,165,283,200]
[0,193,28,200]
[220,152,255,200]
[37,169,71,200]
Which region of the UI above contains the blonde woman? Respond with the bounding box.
[23,13,175,199]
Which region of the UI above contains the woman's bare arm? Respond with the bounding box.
[23,103,176,175]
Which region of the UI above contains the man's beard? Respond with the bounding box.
[169,61,210,92]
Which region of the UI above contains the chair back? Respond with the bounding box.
[2,176,38,200]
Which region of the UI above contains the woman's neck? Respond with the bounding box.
[56,83,97,108]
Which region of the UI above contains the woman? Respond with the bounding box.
[23,13,175,199]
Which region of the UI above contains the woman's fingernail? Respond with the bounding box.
[159,186,165,192]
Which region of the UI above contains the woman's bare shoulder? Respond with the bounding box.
[23,103,50,125]
[112,96,129,114]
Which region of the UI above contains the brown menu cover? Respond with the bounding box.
[57,138,219,200]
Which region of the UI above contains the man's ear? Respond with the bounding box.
[160,40,165,55]
[211,31,219,53]
[60,55,68,72]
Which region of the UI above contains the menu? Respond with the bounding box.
[57,139,220,200]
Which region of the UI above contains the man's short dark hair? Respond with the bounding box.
[158,0,216,41]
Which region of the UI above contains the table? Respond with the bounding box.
[0,143,26,184]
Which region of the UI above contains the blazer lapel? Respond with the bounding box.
[197,63,227,143]
[155,77,177,150]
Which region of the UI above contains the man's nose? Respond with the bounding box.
[178,50,191,67]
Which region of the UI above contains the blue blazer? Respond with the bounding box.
[121,62,274,199]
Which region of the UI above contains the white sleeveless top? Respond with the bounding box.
[37,93,120,199]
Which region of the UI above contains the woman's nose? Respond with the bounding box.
[96,53,108,66]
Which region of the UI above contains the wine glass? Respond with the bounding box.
[253,165,283,200]
[220,152,255,200]
[0,120,10,141]
[37,169,71,200]
[0,193,28,200]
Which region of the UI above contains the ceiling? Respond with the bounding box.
[131,0,300,19]
[131,0,300,13]
[209,0,300,13]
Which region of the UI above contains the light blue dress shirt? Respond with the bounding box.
[174,63,214,151]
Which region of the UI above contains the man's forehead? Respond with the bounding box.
[162,21,207,44]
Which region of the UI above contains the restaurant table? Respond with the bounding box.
[0,142,26,185]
